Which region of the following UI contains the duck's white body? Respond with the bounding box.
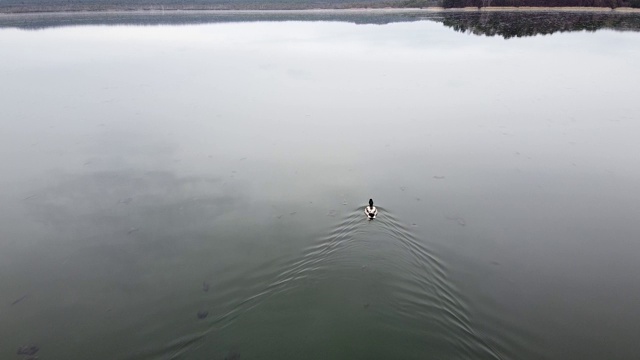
[365,205,378,219]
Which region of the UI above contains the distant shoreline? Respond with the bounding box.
[2,6,640,15]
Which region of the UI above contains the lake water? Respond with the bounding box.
[1,11,640,360]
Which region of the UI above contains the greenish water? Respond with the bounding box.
[1,15,640,360]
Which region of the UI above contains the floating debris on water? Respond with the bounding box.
[202,282,210,292]
[446,215,466,227]
[127,228,139,235]
[224,350,241,360]
[433,176,445,180]
[17,345,39,356]
[11,294,28,306]
[197,310,208,319]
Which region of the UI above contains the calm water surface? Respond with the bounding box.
[1,16,640,360]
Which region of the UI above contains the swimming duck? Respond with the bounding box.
[365,199,378,219]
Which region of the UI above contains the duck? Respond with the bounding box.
[365,199,378,219]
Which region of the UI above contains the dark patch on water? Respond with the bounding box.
[197,310,209,319]
[127,227,139,235]
[11,294,28,306]
[224,350,241,360]
[446,215,466,227]
[17,345,39,356]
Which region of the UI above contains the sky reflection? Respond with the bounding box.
[1,19,640,360]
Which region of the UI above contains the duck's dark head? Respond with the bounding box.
[369,199,374,207]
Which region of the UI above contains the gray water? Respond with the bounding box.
[1,15,640,360]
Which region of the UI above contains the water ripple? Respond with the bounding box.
[173,206,506,359]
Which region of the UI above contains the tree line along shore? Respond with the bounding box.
[440,0,639,9]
